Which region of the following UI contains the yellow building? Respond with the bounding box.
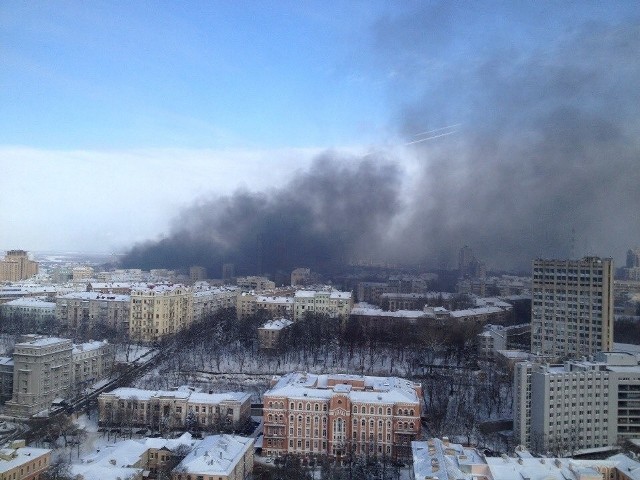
[129,284,193,343]
[0,440,50,480]
[0,251,38,282]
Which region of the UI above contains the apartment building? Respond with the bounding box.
[98,387,251,430]
[293,290,353,321]
[0,251,38,283]
[172,435,254,480]
[262,372,422,460]
[531,257,614,360]
[514,352,640,454]
[0,440,51,480]
[257,318,293,350]
[72,340,115,395]
[192,285,237,322]
[56,291,131,333]
[5,337,73,416]
[129,284,192,343]
[235,292,293,321]
[0,298,55,323]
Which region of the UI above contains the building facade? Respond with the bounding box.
[98,387,251,431]
[5,337,73,416]
[236,276,275,292]
[56,292,131,333]
[257,318,293,350]
[514,352,640,454]
[0,441,51,480]
[129,284,193,343]
[293,290,353,321]
[0,298,56,324]
[262,373,422,460]
[0,251,38,283]
[531,257,614,360]
[72,340,115,396]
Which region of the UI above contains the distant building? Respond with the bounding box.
[5,337,73,416]
[98,387,251,430]
[290,268,311,286]
[236,276,275,292]
[72,266,94,282]
[86,282,132,294]
[257,318,293,350]
[477,324,507,360]
[235,292,293,321]
[189,266,207,282]
[0,250,38,282]
[262,372,422,460]
[172,435,254,480]
[129,284,193,343]
[531,257,614,360]
[0,440,51,480]
[222,263,235,282]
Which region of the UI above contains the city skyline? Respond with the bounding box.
[2,2,639,271]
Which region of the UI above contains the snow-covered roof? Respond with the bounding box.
[0,446,51,473]
[0,297,55,308]
[0,357,13,367]
[260,318,294,330]
[174,435,253,476]
[70,433,196,480]
[294,289,351,300]
[256,295,293,304]
[351,306,426,318]
[73,340,109,355]
[15,336,70,348]
[265,372,420,404]
[101,387,250,404]
[58,291,130,301]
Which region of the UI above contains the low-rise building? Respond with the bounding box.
[70,433,196,480]
[192,284,237,322]
[477,324,507,360]
[236,292,294,321]
[258,318,293,350]
[0,440,51,480]
[172,435,253,480]
[98,387,251,431]
[262,372,422,460]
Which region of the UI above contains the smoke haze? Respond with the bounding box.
[123,4,640,273]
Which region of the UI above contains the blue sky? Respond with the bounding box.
[1,1,391,150]
[1,1,638,260]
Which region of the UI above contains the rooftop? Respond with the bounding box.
[174,435,253,476]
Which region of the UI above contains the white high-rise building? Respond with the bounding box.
[531,257,614,360]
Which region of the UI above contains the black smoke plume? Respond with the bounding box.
[121,154,401,276]
[375,4,640,269]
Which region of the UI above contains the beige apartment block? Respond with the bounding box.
[0,441,51,480]
[0,251,38,283]
[56,291,131,333]
[293,289,353,321]
[5,337,73,417]
[257,318,293,350]
[192,284,238,322]
[262,373,422,460]
[98,387,251,431]
[129,284,192,343]
[531,257,614,360]
[72,340,115,396]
